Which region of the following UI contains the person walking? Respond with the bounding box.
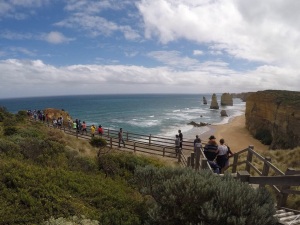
[90,124,96,137]
[118,128,125,147]
[98,125,103,137]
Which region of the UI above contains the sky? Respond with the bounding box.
[1,0,300,98]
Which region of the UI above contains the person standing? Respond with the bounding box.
[178,130,183,149]
[216,139,228,173]
[90,124,96,137]
[118,128,125,147]
[204,135,220,174]
[194,135,202,153]
[98,125,103,137]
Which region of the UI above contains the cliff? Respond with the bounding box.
[231,92,254,102]
[203,96,207,105]
[44,108,72,126]
[221,93,233,106]
[210,93,219,109]
[245,90,300,149]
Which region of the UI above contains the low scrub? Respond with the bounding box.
[134,166,278,225]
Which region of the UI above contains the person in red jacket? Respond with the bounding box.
[98,125,103,137]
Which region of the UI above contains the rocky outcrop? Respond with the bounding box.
[44,108,72,126]
[188,121,210,127]
[220,110,228,117]
[203,96,207,105]
[245,90,300,149]
[210,93,219,109]
[221,93,233,106]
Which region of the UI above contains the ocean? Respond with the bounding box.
[0,94,245,140]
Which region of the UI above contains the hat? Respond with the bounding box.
[209,135,216,140]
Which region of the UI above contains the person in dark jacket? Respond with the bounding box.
[204,135,220,174]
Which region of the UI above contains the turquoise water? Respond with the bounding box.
[0,94,245,139]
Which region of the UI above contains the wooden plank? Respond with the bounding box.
[248,176,300,186]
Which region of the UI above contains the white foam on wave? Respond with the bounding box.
[172,109,181,112]
[212,110,244,125]
[127,119,161,127]
[149,115,154,118]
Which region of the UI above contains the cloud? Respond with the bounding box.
[193,50,204,56]
[0,58,299,98]
[40,31,74,44]
[137,0,300,68]
[55,0,141,40]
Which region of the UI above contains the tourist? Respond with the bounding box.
[203,135,220,174]
[81,121,87,135]
[178,130,183,149]
[68,119,72,130]
[98,125,103,137]
[72,120,77,130]
[175,134,180,156]
[216,138,229,173]
[90,124,96,137]
[118,128,125,147]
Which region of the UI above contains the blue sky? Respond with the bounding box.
[1,0,299,98]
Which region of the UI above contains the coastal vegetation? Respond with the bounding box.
[0,106,297,224]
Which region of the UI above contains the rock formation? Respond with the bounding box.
[221,93,233,106]
[245,90,300,149]
[220,110,228,117]
[203,96,207,105]
[210,93,219,109]
[188,121,210,127]
[44,108,72,126]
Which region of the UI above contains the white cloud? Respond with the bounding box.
[0,58,299,98]
[193,50,203,56]
[137,0,300,68]
[40,31,74,44]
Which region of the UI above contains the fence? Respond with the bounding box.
[45,122,300,208]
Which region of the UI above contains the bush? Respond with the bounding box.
[3,126,18,136]
[134,166,278,225]
[44,215,99,225]
[16,110,27,122]
[89,137,107,148]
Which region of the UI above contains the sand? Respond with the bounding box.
[199,115,269,153]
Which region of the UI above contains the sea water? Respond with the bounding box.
[0,94,245,139]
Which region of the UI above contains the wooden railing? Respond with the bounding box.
[230,146,300,207]
[43,122,299,208]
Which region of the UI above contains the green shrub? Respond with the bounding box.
[3,126,18,136]
[44,215,99,225]
[134,166,278,225]
[89,137,107,148]
[16,110,27,122]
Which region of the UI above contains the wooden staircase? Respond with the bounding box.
[275,209,300,225]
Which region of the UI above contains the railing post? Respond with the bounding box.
[134,142,136,153]
[110,137,112,149]
[195,147,201,170]
[201,158,208,169]
[178,149,182,163]
[149,134,151,146]
[278,168,295,207]
[187,157,191,167]
[163,147,165,157]
[232,154,239,173]
[259,157,271,188]
[191,153,195,169]
[107,129,110,138]
[245,145,254,172]
[237,171,250,183]
[126,132,129,141]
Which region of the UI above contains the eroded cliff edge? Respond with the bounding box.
[245,90,300,149]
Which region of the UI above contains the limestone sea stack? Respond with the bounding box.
[210,93,219,109]
[220,110,228,117]
[203,96,207,105]
[221,93,233,106]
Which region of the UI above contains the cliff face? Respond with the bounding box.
[231,92,254,102]
[44,108,72,126]
[210,93,219,109]
[245,90,300,149]
[221,93,233,106]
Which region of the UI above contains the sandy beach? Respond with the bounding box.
[199,115,269,152]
